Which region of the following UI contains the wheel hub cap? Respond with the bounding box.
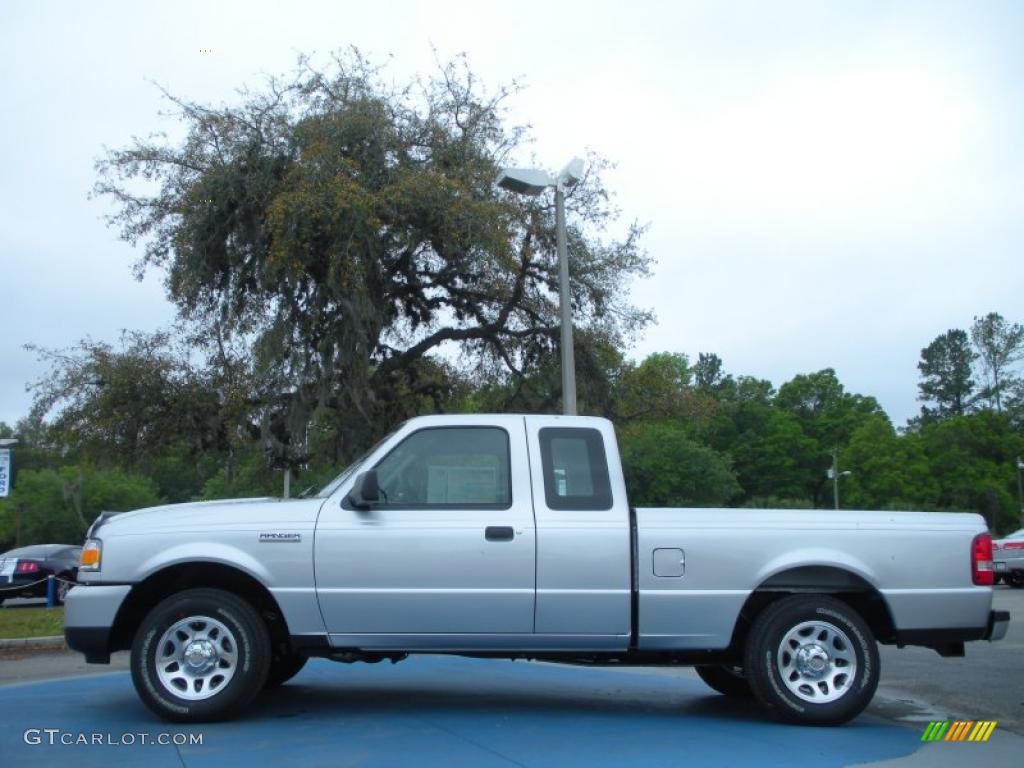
[184,640,217,671]
[155,615,238,701]
[777,620,857,704]
[795,644,830,676]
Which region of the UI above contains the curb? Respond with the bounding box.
[0,636,65,650]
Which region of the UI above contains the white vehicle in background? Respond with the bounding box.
[993,528,1024,588]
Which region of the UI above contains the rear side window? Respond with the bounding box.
[539,427,613,510]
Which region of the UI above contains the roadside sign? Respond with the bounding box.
[0,448,10,497]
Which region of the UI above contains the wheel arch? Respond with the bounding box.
[728,565,897,654]
[110,562,291,656]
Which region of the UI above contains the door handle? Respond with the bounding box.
[485,526,515,542]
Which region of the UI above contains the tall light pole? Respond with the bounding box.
[496,158,585,415]
[826,447,852,510]
[1017,456,1024,527]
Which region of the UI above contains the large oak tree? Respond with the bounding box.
[93,51,651,462]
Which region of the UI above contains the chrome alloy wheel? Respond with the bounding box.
[777,620,856,704]
[155,615,238,700]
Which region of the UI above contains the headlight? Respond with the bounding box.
[79,539,102,571]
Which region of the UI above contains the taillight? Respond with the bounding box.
[972,533,994,586]
[1004,541,1024,550]
[15,561,40,574]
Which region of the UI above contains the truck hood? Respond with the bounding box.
[93,497,325,536]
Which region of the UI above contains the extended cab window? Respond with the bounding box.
[374,427,511,508]
[539,427,612,510]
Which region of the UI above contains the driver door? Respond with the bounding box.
[314,418,536,645]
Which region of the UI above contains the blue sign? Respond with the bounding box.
[0,448,9,497]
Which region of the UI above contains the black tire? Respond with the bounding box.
[55,577,72,606]
[265,652,307,688]
[695,665,754,699]
[1007,571,1024,589]
[744,595,879,725]
[131,588,270,723]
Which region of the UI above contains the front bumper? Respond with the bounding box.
[63,584,132,664]
[984,610,1010,642]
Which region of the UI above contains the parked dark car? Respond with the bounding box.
[0,544,81,605]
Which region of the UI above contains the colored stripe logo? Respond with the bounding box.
[921,721,996,742]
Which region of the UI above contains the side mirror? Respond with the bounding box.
[345,470,380,510]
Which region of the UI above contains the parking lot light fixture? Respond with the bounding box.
[827,447,853,510]
[1016,456,1023,526]
[495,158,585,415]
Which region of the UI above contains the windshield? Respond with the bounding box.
[314,427,402,498]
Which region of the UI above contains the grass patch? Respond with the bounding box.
[0,606,64,639]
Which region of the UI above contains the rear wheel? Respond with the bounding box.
[744,595,879,725]
[695,665,754,699]
[131,588,270,722]
[1007,571,1024,588]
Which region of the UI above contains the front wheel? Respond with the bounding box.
[131,588,270,722]
[744,595,879,725]
[695,665,754,699]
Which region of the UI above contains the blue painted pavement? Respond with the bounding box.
[0,655,924,767]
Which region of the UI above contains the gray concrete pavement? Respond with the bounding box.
[875,585,1023,735]
[0,648,129,685]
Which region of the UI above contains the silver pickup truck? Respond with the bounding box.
[64,414,1009,725]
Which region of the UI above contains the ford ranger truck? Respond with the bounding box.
[63,414,1010,724]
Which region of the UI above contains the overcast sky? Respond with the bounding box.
[1,0,1021,429]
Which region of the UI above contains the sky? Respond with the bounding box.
[1,0,1021,429]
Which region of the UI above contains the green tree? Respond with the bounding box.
[918,412,1023,531]
[917,329,976,420]
[619,422,740,507]
[613,352,691,423]
[776,369,884,445]
[775,369,885,505]
[693,353,732,393]
[462,331,626,418]
[26,332,226,472]
[93,50,651,463]
[0,466,162,548]
[842,416,936,510]
[710,402,818,503]
[971,312,1024,413]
